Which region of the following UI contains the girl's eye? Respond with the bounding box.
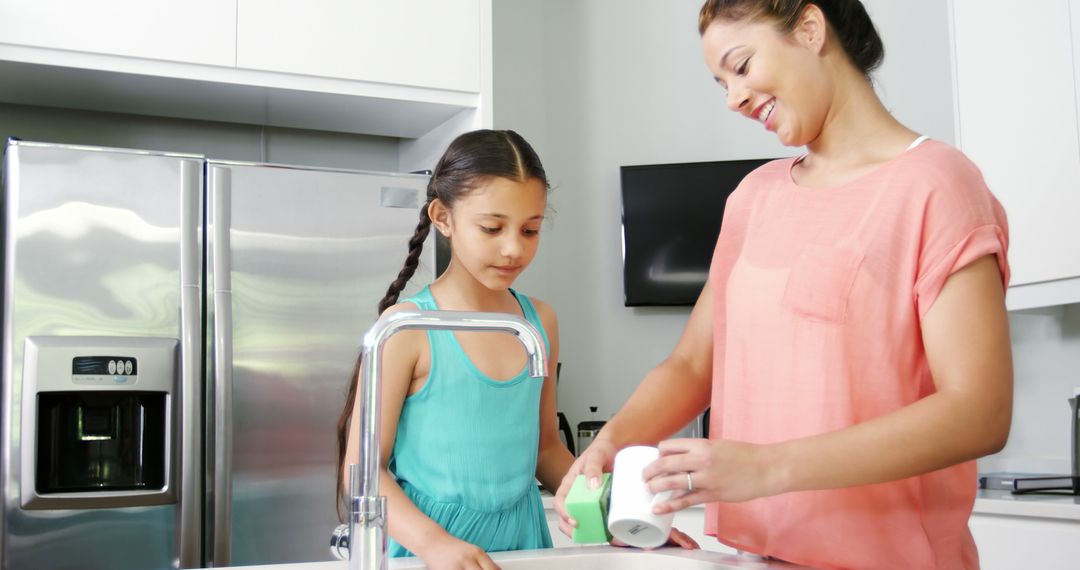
[480,226,500,234]
[523,228,540,237]
[736,58,749,76]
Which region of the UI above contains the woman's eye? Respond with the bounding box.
[736,58,749,76]
[480,226,500,234]
[523,228,540,237]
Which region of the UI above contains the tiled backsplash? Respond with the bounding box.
[979,303,1080,475]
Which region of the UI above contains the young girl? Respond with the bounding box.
[556,2,1012,569]
[336,129,576,569]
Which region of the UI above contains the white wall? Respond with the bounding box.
[493,0,958,433]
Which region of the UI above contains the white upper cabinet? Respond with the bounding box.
[236,0,481,93]
[951,0,1080,308]
[0,0,235,67]
[0,0,490,138]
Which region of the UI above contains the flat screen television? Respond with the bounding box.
[620,158,774,306]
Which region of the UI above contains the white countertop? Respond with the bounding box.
[973,489,1080,521]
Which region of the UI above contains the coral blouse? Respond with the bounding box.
[704,140,1009,569]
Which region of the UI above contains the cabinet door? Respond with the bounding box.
[237,0,481,93]
[0,0,235,67]
[952,0,1080,287]
[969,513,1080,569]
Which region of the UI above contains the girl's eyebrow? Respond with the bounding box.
[477,213,545,221]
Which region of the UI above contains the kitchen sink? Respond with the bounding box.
[388,546,803,569]
[222,545,807,570]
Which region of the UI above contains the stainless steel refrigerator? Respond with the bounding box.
[0,140,434,569]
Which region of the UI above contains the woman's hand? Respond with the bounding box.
[642,438,786,513]
[552,438,619,537]
[417,534,500,570]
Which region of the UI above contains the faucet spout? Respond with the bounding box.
[348,309,548,570]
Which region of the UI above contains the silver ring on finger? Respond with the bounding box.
[686,471,694,492]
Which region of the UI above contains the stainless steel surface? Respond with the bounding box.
[207,161,432,566]
[209,164,235,566]
[178,157,204,570]
[3,141,435,569]
[329,523,351,561]
[1,141,203,570]
[349,309,548,570]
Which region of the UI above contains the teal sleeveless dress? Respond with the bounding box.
[388,286,553,557]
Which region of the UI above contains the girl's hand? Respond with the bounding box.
[608,526,698,550]
[552,438,618,538]
[664,527,700,550]
[418,535,500,570]
[642,438,784,513]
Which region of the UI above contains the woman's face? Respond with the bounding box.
[701,15,830,147]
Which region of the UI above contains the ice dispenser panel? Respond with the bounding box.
[20,336,178,509]
[36,391,166,493]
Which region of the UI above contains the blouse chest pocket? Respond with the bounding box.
[781,243,864,324]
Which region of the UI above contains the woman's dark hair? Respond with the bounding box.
[698,0,884,76]
[334,129,549,518]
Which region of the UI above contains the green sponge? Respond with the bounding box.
[564,473,613,544]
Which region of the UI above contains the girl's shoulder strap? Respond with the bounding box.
[508,288,550,353]
[399,285,437,311]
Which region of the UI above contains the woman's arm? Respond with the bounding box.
[647,255,1012,508]
[784,253,1012,488]
[592,280,716,453]
[532,301,576,492]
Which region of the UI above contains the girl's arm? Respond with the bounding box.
[531,300,575,492]
[341,305,494,565]
[647,255,1012,508]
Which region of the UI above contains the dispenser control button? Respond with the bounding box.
[72,356,138,385]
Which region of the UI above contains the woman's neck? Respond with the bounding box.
[795,72,919,186]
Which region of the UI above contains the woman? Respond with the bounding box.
[554,2,1012,568]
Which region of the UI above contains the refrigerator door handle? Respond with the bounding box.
[178,159,204,569]
[209,165,235,566]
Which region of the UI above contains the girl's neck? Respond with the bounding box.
[429,265,519,313]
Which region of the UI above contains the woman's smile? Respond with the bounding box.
[754,98,776,128]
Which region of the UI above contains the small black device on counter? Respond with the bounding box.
[576,406,606,456]
[979,472,1079,495]
[558,412,575,456]
[554,363,575,454]
[1070,393,1079,479]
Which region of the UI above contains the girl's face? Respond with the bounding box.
[443,176,547,290]
[701,14,830,147]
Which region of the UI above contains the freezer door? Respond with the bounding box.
[206,161,432,565]
[0,141,204,570]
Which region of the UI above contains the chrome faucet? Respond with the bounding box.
[340,309,548,570]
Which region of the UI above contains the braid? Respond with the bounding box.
[376,198,434,315]
[337,194,433,518]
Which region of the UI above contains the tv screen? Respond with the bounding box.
[620,158,773,306]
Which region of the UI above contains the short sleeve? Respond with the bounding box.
[912,151,1009,318]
